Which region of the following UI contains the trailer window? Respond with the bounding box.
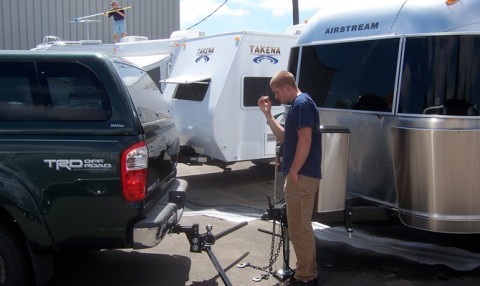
[174,80,210,101]
[297,38,399,112]
[288,47,300,79]
[399,35,480,116]
[243,77,280,107]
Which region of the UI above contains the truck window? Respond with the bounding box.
[0,61,44,120]
[116,62,171,123]
[243,77,279,107]
[296,38,399,112]
[37,62,112,121]
[399,35,480,116]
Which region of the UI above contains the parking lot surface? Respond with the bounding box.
[48,162,480,285]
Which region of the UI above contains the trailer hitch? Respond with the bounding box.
[171,221,248,286]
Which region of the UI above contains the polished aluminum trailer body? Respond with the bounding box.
[292,0,480,233]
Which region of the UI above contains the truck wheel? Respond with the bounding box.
[0,223,33,286]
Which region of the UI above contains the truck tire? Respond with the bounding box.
[0,222,33,286]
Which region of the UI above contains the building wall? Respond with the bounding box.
[0,0,180,50]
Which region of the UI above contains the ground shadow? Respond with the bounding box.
[47,250,191,286]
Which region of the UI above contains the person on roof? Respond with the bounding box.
[104,1,127,43]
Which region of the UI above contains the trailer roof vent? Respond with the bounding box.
[170,30,205,39]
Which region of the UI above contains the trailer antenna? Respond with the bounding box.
[187,0,228,30]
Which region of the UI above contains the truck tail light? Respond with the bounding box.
[121,141,148,202]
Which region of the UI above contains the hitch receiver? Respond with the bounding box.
[171,221,248,286]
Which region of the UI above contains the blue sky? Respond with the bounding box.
[180,0,325,35]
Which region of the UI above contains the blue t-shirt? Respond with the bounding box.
[283,93,322,179]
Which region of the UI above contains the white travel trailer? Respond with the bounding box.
[291,0,480,233]
[161,31,298,171]
[31,34,192,91]
[32,36,115,53]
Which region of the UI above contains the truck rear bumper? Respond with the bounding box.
[132,178,187,249]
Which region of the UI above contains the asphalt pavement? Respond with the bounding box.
[47,162,480,286]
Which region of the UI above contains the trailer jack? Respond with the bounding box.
[170,221,248,286]
[237,197,294,283]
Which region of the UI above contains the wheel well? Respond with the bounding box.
[0,206,37,285]
[0,206,24,237]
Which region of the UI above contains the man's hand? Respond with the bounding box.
[287,171,299,184]
[258,96,272,116]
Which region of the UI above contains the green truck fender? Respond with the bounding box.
[0,170,54,248]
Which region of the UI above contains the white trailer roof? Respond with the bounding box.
[123,54,171,71]
[162,75,211,84]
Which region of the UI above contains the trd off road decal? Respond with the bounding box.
[44,159,112,171]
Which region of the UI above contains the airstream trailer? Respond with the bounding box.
[292,0,480,233]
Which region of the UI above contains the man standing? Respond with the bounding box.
[258,70,321,286]
[105,1,127,43]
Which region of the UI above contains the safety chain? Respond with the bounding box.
[237,219,284,277]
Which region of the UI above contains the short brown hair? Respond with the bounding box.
[270,70,296,89]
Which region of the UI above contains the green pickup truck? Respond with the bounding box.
[0,51,187,285]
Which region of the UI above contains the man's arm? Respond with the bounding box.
[104,9,125,17]
[288,126,312,183]
[266,114,285,143]
[258,96,285,143]
[116,9,126,17]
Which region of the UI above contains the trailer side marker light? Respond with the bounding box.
[446,0,460,5]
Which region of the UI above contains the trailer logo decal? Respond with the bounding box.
[253,55,279,64]
[250,45,281,65]
[196,47,215,63]
[250,46,281,55]
[325,22,379,34]
[44,159,112,171]
[195,55,210,63]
